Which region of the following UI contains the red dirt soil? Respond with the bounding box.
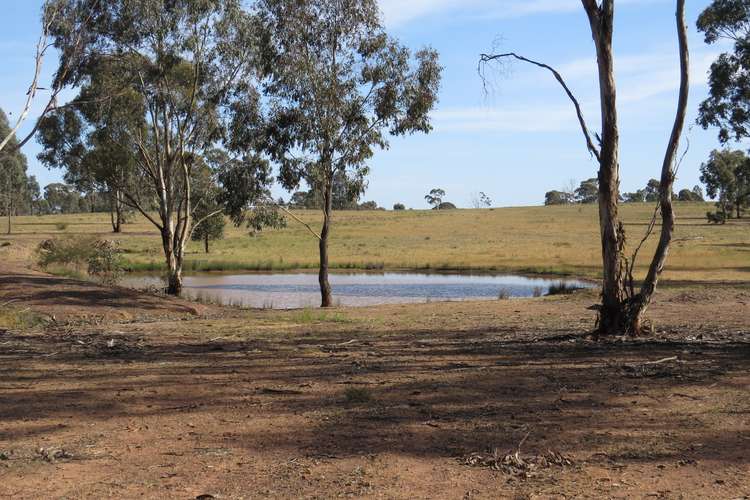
[1,261,749,499]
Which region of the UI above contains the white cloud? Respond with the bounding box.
[431,104,581,133]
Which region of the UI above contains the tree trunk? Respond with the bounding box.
[319,181,333,308]
[582,0,628,334]
[581,0,687,336]
[6,200,11,235]
[204,234,209,254]
[628,0,689,333]
[737,202,742,219]
[162,227,183,295]
[110,191,123,233]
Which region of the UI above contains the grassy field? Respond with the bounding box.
[1,201,748,282]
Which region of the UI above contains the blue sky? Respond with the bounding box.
[0,0,729,208]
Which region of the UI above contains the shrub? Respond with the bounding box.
[55,222,68,231]
[86,240,125,285]
[344,387,372,403]
[532,286,544,298]
[547,282,584,296]
[37,237,124,285]
[393,203,406,210]
[706,211,727,224]
[497,288,511,300]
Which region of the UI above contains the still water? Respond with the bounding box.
[122,272,593,309]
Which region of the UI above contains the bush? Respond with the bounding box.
[547,282,584,296]
[344,387,372,403]
[86,240,125,285]
[393,203,406,210]
[435,202,457,210]
[55,222,68,231]
[706,211,727,224]
[497,288,510,300]
[37,237,124,285]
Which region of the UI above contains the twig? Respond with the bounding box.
[642,356,678,365]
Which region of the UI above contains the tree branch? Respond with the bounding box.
[479,52,601,162]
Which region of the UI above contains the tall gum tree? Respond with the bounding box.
[40,0,271,294]
[254,0,442,307]
[481,0,689,336]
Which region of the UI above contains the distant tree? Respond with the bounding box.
[574,178,598,203]
[0,109,31,233]
[425,188,446,209]
[436,201,457,210]
[43,183,82,214]
[192,206,225,254]
[190,166,226,254]
[692,185,705,201]
[677,188,704,202]
[471,191,492,208]
[357,201,380,210]
[622,190,646,203]
[700,149,750,219]
[256,0,441,307]
[393,203,406,210]
[644,178,661,202]
[544,190,570,205]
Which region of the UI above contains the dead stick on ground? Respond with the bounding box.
[643,356,678,365]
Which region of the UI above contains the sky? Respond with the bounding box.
[0,0,732,209]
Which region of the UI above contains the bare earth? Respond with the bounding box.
[1,262,749,499]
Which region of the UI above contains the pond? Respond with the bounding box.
[121,272,594,309]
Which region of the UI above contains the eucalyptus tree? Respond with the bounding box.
[700,149,750,219]
[255,0,442,307]
[481,0,690,335]
[0,110,31,234]
[40,0,271,294]
[698,0,750,143]
[424,188,446,210]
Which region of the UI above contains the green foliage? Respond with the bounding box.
[544,190,571,205]
[574,178,599,204]
[37,236,124,285]
[425,188,446,209]
[697,1,750,143]
[677,187,705,202]
[0,109,36,224]
[86,239,125,285]
[258,0,441,218]
[700,149,750,219]
[393,203,406,210]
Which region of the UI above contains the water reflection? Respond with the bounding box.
[122,272,593,309]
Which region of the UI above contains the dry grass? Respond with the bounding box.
[1,202,748,282]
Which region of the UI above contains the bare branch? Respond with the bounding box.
[479,52,601,162]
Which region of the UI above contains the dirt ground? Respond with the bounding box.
[1,262,749,499]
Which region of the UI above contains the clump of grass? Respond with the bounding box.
[532,286,544,298]
[344,386,372,404]
[55,222,68,231]
[0,241,10,247]
[0,307,45,330]
[547,281,584,296]
[497,288,511,300]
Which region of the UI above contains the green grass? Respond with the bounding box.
[4,202,749,282]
